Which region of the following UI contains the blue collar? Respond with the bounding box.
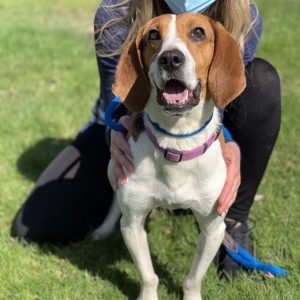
[146,113,213,138]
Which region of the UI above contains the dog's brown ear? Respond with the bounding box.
[208,21,246,108]
[112,27,151,113]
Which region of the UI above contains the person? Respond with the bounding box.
[13,0,281,278]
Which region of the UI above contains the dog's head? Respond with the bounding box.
[113,13,246,114]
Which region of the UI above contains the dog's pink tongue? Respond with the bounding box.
[163,81,188,103]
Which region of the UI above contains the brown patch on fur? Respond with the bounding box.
[176,13,246,107]
[218,131,226,152]
[112,15,172,113]
[207,20,246,108]
[176,14,215,101]
[112,26,150,113]
[128,113,145,141]
[141,15,172,71]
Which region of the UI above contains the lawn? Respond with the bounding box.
[0,0,299,299]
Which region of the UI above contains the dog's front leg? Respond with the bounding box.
[183,212,225,300]
[121,212,159,300]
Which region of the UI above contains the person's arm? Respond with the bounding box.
[93,2,129,123]
[243,4,263,65]
[216,142,241,215]
[93,3,134,188]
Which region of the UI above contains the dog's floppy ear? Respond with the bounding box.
[208,21,246,108]
[112,26,151,113]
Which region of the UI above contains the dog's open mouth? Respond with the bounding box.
[157,80,201,113]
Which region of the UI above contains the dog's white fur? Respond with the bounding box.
[93,13,245,300]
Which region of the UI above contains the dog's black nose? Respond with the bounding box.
[159,50,185,72]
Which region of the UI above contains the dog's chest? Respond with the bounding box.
[124,132,227,215]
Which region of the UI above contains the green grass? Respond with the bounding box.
[0,0,299,299]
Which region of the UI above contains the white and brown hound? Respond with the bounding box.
[93,12,246,300]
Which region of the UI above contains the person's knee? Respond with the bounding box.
[12,207,28,239]
[12,205,47,243]
[247,58,281,111]
[225,58,281,135]
[12,202,75,244]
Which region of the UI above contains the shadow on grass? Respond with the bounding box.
[17,137,71,182]
[14,136,182,299]
[39,232,140,299]
[36,227,182,299]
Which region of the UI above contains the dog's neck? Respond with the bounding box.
[144,98,221,151]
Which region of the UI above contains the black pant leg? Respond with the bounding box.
[224,58,281,222]
[13,124,113,244]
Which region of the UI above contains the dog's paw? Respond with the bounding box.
[92,224,115,240]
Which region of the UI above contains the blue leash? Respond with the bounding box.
[222,232,288,276]
[105,97,127,132]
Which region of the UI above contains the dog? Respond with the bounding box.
[93,13,246,300]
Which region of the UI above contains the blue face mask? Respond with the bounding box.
[164,0,216,14]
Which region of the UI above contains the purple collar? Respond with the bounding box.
[144,124,221,163]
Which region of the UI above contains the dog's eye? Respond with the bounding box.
[190,27,205,41]
[149,29,161,41]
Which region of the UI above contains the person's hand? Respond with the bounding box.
[217,141,241,215]
[110,116,134,191]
